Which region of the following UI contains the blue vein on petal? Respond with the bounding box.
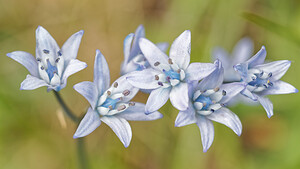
[163,70,180,80]
[101,98,120,109]
[46,60,58,80]
[195,95,212,110]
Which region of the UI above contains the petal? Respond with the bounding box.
[246,46,266,68]
[126,68,161,89]
[122,33,134,66]
[129,25,145,61]
[62,59,87,87]
[169,82,189,111]
[20,75,48,90]
[206,107,242,136]
[197,60,223,91]
[232,37,253,64]
[156,42,169,52]
[7,51,39,77]
[115,102,163,121]
[73,107,101,138]
[73,81,98,109]
[253,60,291,81]
[220,82,246,103]
[61,30,84,63]
[139,38,169,70]
[185,62,216,82]
[260,80,298,96]
[255,95,274,118]
[169,30,191,69]
[101,116,132,148]
[111,75,139,102]
[212,47,230,64]
[233,62,248,81]
[35,26,59,61]
[145,87,171,114]
[196,116,214,152]
[93,50,110,95]
[175,102,197,127]
[241,88,258,101]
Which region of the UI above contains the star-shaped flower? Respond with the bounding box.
[234,46,298,118]
[175,60,245,152]
[73,50,163,147]
[7,26,87,91]
[127,30,216,114]
[121,25,168,75]
[212,37,253,82]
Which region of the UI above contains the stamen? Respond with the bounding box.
[55,58,60,63]
[114,82,118,88]
[43,49,50,54]
[129,102,135,106]
[263,84,268,88]
[107,91,111,96]
[214,87,220,92]
[117,105,126,111]
[41,66,45,70]
[122,90,130,96]
[177,69,181,73]
[259,71,264,77]
[155,75,159,80]
[158,82,163,86]
[210,109,215,112]
[222,90,226,96]
[268,72,272,77]
[251,76,256,81]
[108,105,113,110]
[154,62,160,66]
[37,58,41,62]
[168,58,173,64]
[268,82,273,86]
[57,51,62,56]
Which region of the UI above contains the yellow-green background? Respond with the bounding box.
[0,0,299,168]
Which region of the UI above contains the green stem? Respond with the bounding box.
[53,91,89,169]
[53,91,79,123]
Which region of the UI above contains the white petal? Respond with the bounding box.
[93,50,110,95]
[126,69,161,89]
[7,51,39,77]
[116,102,163,121]
[101,116,132,148]
[253,60,291,81]
[260,80,298,96]
[35,26,59,63]
[206,107,242,136]
[139,38,169,70]
[145,87,171,114]
[156,42,169,52]
[246,46,266,68]
[129,25,145,61]
[212,47,230,65]
[122,33,134,67]
[175,103,197,127]
[241,88,257,101]
[185,62,216,82]
[169,82,189,111]
[196,116,214,152]
[20,75,48,90]
[50,73,61,86]
[62,59,87,88]
[56,56,65,77]
[197,60,224,91]
[255,95,274,118]
[169,30,191,69]
[111,75,139,102]
[232,37,253,64]
[61,30,84,63]
[73,107,101,138]
[220,82,246,103]
[73,81,98,109]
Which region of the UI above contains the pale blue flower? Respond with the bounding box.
[121,25,168,75]
[7,26,87,91]
[127,30,216,113]
[175,60,245,152]
[212,37,253,82]
[73,50,163,147]
[234,46,298,118]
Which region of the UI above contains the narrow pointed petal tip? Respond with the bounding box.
[79,30,84,34]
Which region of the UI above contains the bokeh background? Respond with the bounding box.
[0,0,299,168]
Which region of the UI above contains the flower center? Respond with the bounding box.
[46,59,58,80]
[163,69,181,81]
[192,88,226,116]
[246,69,273,92]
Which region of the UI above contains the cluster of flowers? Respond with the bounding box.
[7,25,298,152]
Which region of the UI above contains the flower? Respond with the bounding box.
[127,30,216,114]
[175,60,245,152]
[121,25,168,75]
[73,50,163,147]
[212,37,253,82]
[7,26,87,91]
[234,46,298,118]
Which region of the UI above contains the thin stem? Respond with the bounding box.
[53,91,79,123]
[77,138,89,169]
[53,91,89,169]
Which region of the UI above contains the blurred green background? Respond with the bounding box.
[0,0,299,168]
